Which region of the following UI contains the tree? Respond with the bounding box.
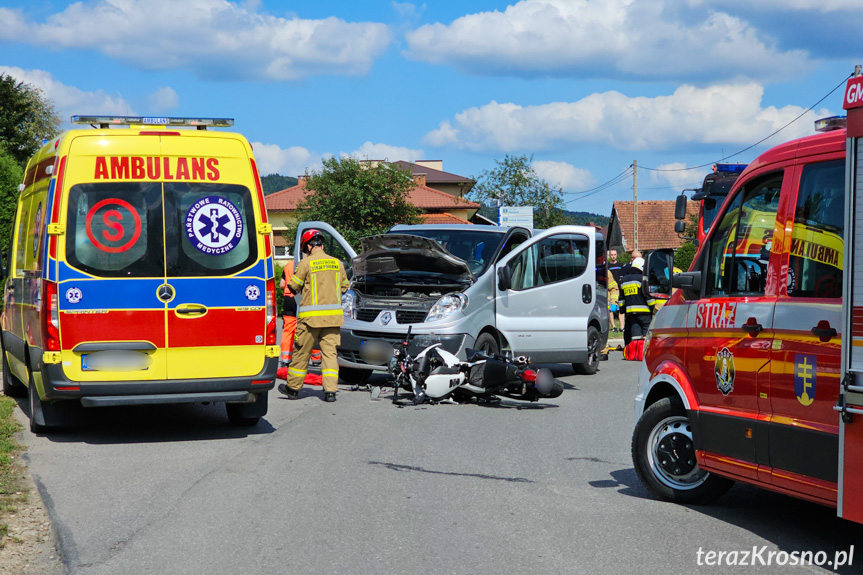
[285,156,422,250]
[0,146,22,264]
[469,154,571,229]
[0,74,61,166]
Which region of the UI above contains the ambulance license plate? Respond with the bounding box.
[82,350,151,372]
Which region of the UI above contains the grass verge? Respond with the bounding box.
[0,395,24,548]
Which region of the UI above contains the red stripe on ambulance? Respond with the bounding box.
[59,310,166,348]
[167,308,264,348]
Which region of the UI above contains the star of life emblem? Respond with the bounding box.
[245,285,260,301]
[65,287,83,304]
[185,196,244,255]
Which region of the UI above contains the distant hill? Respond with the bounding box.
[563,210,609,227]
[261,174,298,195]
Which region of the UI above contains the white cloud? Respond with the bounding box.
[710,0,861,11]
[424,83,831,153]
[0,1,391,81]
[348,141,424,162]
[405,0,807,82]
[647,163,705,191]
[148,86,178,112]
[251,142,316,176]
[534,160,594,191]
[0,65,132,122]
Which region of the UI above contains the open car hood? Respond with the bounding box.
[353,234,473,280]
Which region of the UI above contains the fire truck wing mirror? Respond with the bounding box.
[672,271,703,300]
[674,220,686,234]
[674,193,688,220]
[646,249,674,298]
[497,266,512,291]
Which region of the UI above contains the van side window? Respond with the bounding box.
[508,234,589,290]
[596,237,607,289]
[787,160,844,298]
[14,198,30,277]
[704,175,781,297]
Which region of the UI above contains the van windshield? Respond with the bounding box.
[389,229,505,276]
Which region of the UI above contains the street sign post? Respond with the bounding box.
[498,206,533,228]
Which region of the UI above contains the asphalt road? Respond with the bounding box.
[14,354,863,575]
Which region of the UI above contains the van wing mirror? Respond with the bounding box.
[672,271,702,300]
[674,193,688,220]
[497,266,512,291]
[646,249,674,299]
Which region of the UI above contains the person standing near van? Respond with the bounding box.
[607,249,624,334]
[278,229,349,402]
[619,257,654,346]
[277,259,298,379]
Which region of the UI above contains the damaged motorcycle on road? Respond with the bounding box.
[360,327,564,405]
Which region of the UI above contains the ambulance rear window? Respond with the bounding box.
[165,183,257,277]
[66,183,164,277]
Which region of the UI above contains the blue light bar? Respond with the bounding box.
[814,116,846,132]
[713,163,747,174]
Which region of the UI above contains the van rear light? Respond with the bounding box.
[42,281,61,351]
[265,278,276,345]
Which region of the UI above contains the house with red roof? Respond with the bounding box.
[607,200,699,253]
[265,164,481,255]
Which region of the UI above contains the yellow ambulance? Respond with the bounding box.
[1,116,278,431]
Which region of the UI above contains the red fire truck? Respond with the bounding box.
[632,72,863,524]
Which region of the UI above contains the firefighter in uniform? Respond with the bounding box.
[278,229,349,402]
[619,257,654,347]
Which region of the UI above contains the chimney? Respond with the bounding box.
[298,175,308,186]
[413,173,426,187]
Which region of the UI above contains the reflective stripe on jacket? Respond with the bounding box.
[619,271,655,315]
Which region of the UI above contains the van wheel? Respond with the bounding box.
[573,326,600,375]
[632,397,733,504]
[339,368,371,387]
[474,333,499,356]
[226,392,267,426]
[2,348,26,397]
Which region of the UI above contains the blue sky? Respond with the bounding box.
[1,0,860,217]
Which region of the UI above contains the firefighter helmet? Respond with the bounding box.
[301,229,325,254]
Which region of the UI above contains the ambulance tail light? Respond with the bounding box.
[42,281,61,351]
[49,156,67,259]
[265,278,276,345]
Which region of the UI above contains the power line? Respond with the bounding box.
[638,72,851,172]
[563,166,633,195]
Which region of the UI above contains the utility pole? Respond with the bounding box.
[633,160,638,251]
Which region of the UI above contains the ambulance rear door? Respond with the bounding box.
[59,134,169,381]
[161,135,270,380]
[838,86,863,523]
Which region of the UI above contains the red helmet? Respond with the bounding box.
[301,229,325,253]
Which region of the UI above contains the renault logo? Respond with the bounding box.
[157,284,175,302]
[380,311,392,325]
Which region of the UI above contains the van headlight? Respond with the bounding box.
[342,289,356,319]
[426,293,468,322]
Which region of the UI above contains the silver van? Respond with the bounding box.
[293,222,608,384]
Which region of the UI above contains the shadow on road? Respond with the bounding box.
[590,465,863,574]
[15,397,276,444]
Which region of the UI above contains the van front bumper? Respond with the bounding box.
[39,356,278,406]
[337,329,474,371]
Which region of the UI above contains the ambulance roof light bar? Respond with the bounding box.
[814,116,847,132]
[713,163,747,174]
[71,116,234,130]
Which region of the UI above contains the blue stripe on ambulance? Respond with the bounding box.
[57,278,166,311]
[168,277,265,307]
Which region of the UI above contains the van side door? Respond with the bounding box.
[494,226,595,362]
[687,172,782,482]
[769,159,844,500]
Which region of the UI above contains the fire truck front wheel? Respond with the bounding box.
[632,396,733,504]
